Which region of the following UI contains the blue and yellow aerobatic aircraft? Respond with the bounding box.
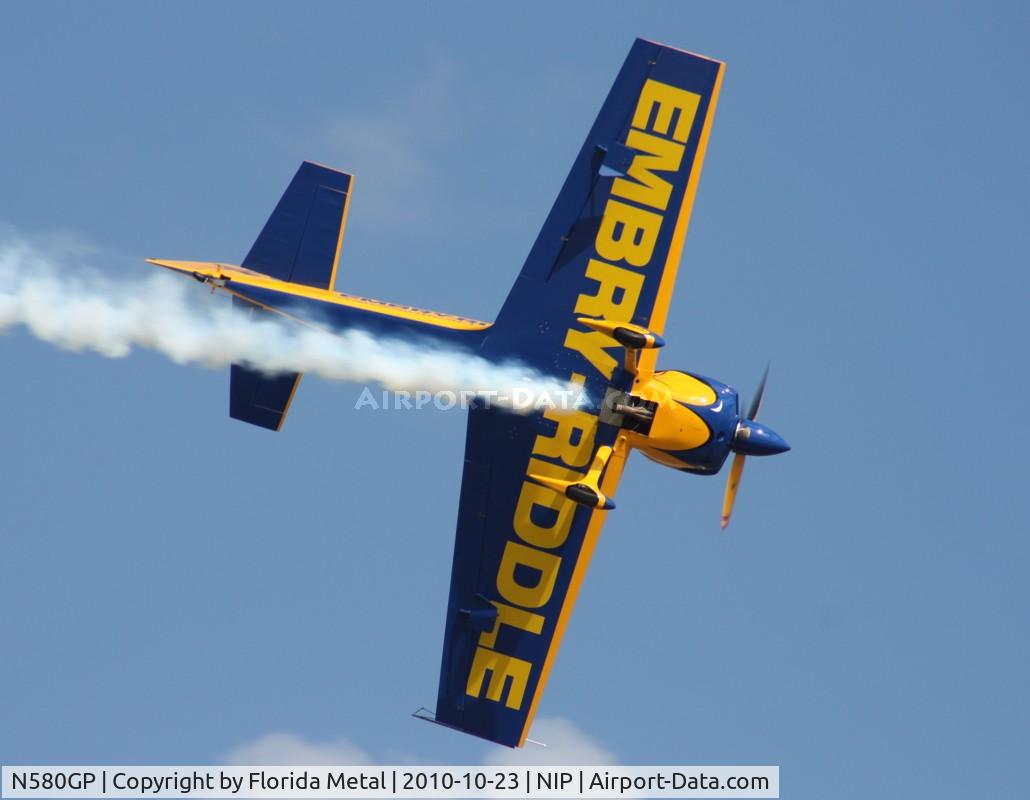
[150,39,789,747]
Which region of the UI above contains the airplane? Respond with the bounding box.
[148,39,789,748]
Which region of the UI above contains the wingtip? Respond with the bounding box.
[146,258,186,271]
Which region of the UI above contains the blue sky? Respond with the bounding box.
[1,1,1028,797]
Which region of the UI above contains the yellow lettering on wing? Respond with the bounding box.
[479,601,545,650]
[573,259,645,321]
[514,479,576,549]
[466,647,533,710]
[612,129,685,211]
[467,77,710,725]
[595,200,663,267]
[632,79,702,143]
[562,328,619,380]
[496,541,561,609]
[531,401,598,470]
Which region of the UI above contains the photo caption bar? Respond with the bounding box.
[2,766,778,799]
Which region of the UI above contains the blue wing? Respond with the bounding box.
[433,406,628,747]
[432,39,725,747]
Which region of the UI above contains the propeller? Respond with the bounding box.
[720,452,747,529]
[721,365,771,530]
[747,364,769,421]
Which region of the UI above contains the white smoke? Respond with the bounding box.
[0,236,583,413]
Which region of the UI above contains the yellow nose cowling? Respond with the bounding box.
[626,371,713,453]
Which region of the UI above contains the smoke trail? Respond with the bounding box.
[0,236,584,413]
